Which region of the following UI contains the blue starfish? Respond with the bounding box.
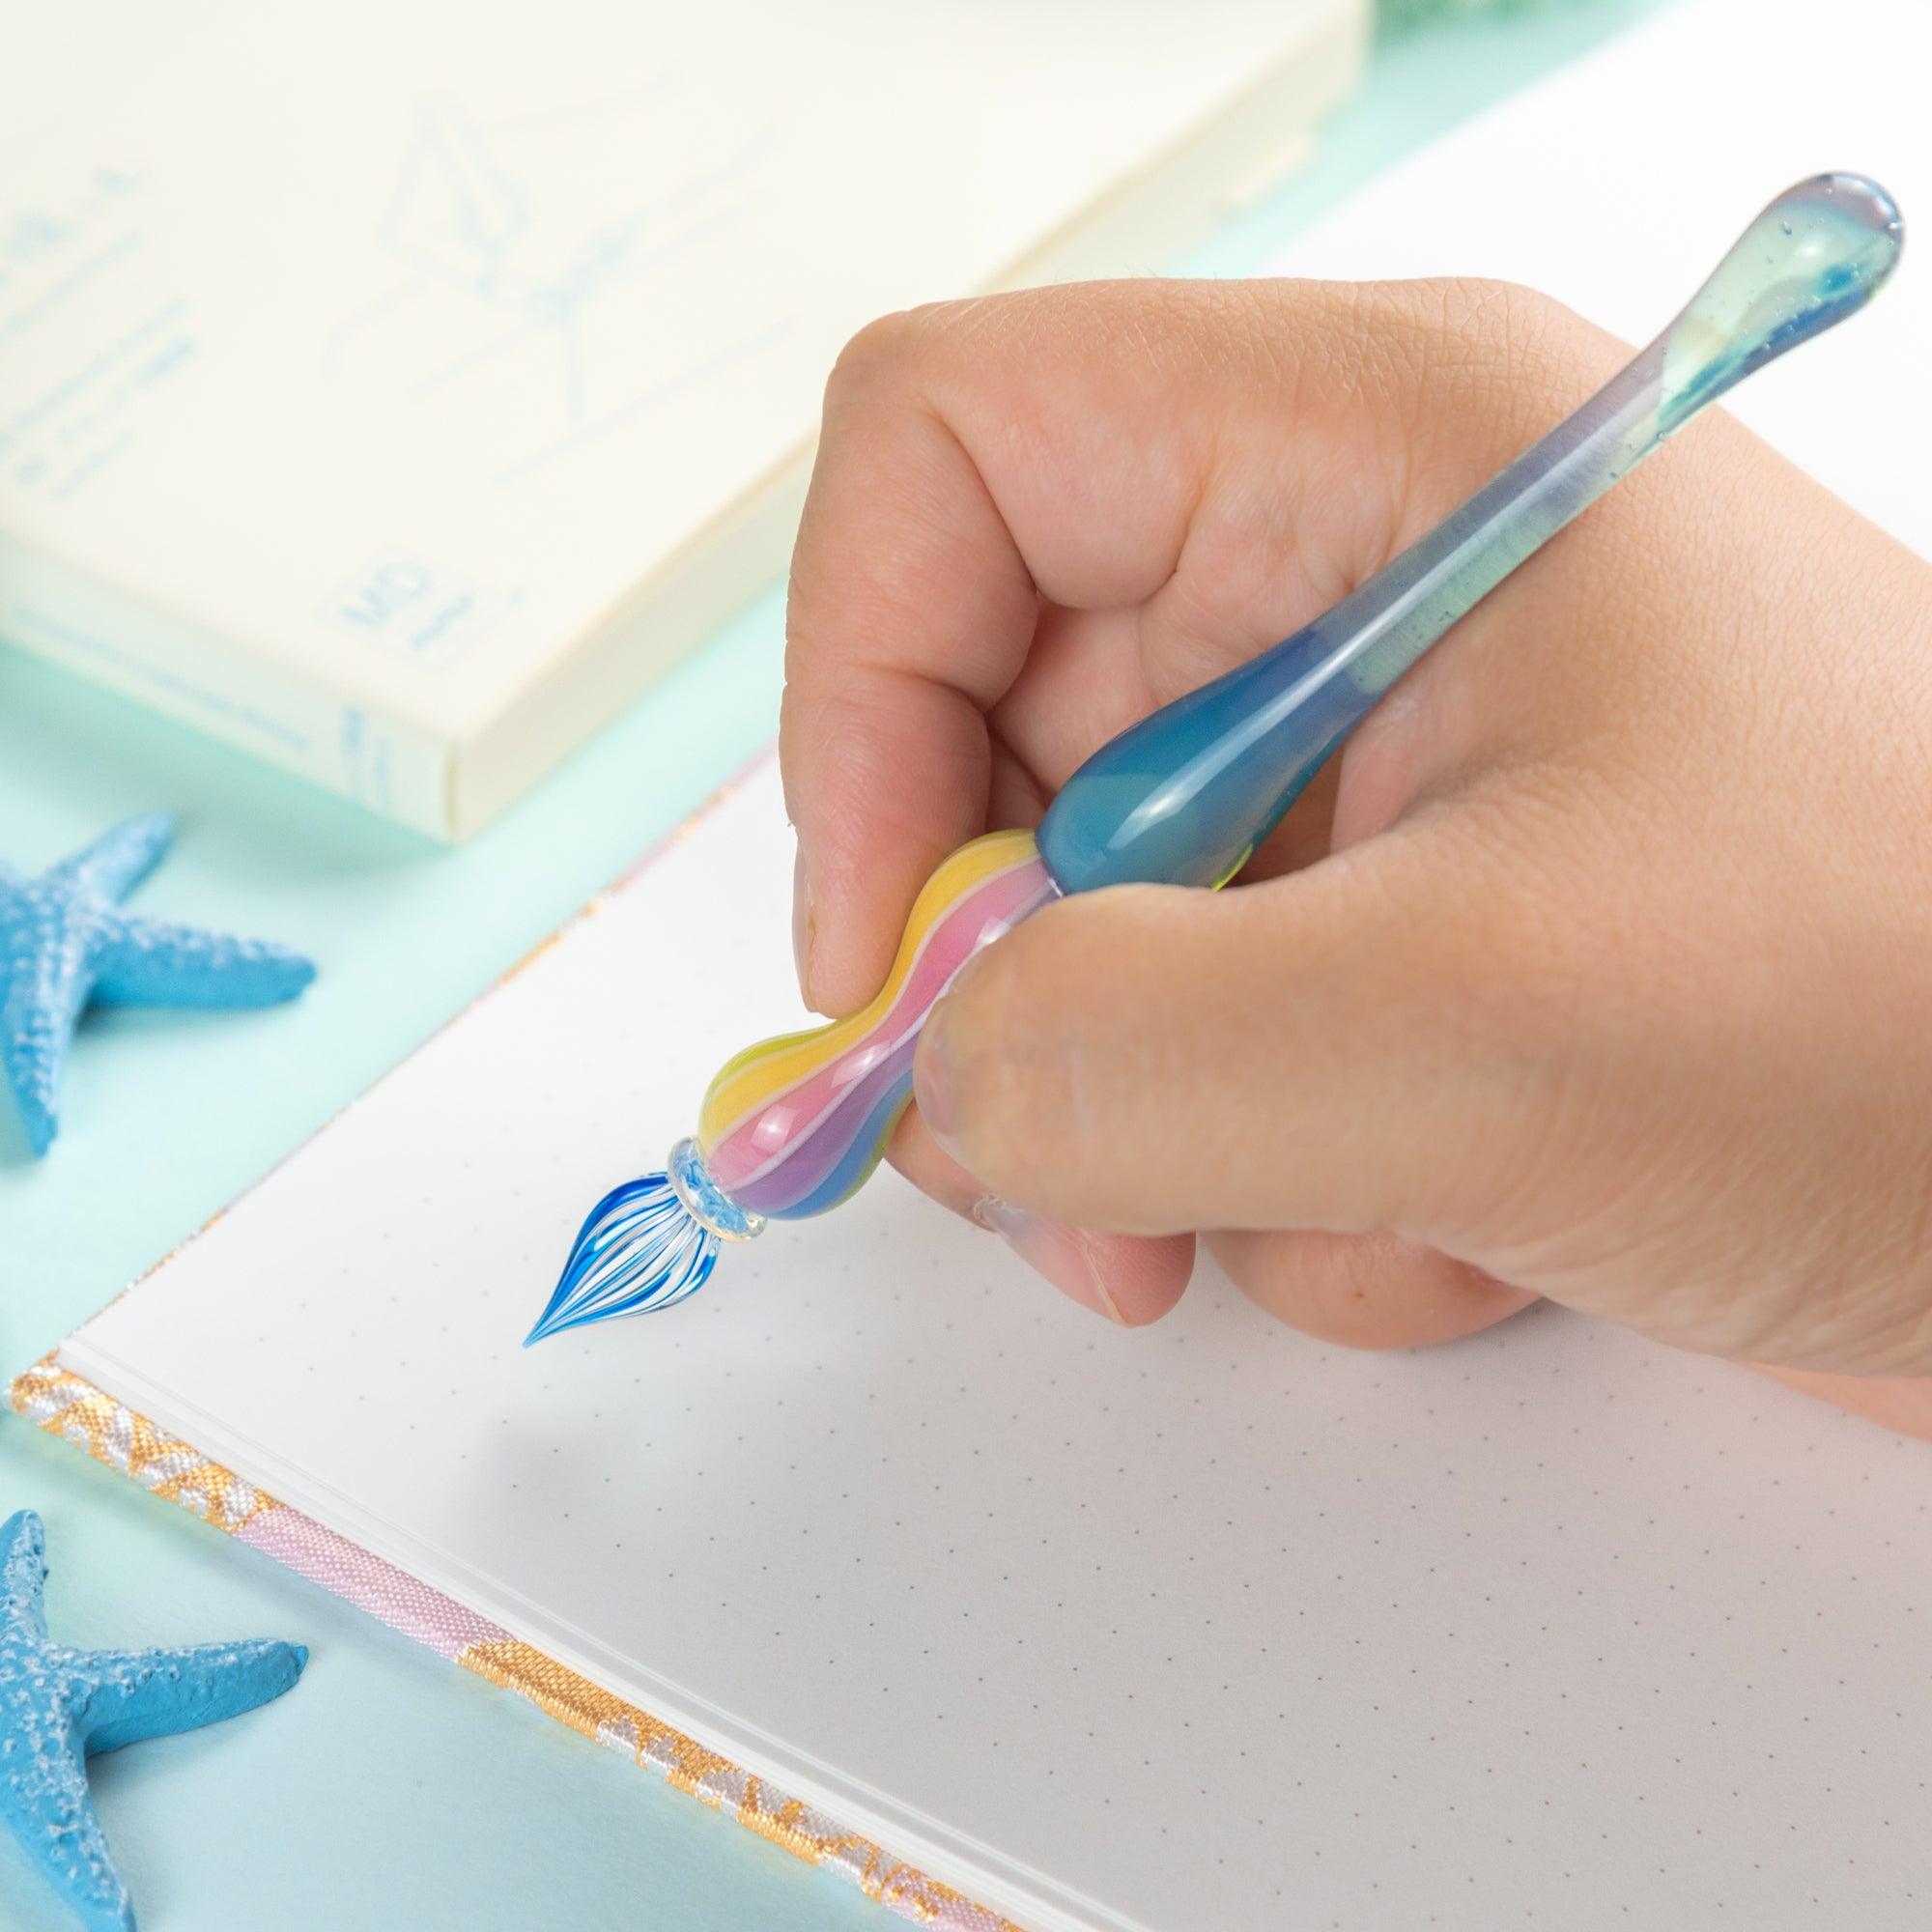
[0,1510,306,1932]
[0,815,314,1155]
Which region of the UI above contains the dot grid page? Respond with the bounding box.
[67,761,1932,1931]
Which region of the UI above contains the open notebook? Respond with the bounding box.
[24,757,1932,1932]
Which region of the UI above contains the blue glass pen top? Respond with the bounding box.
[1657,173,1903,433]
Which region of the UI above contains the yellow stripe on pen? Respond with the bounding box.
[698,829,1038,1149]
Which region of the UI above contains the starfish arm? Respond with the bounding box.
[78,1638,308,1754]
[2,982,82,1156]
[0,1700,134,1932]
[91,917,316,1010]
[0,1517,305,1932]
[0,1512,49,1639]
[1,879,103,1154]
[50,816,174,903]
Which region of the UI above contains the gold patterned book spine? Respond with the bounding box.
[8,1358,1023,1932]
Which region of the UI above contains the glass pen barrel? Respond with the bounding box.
[695,832,1060,1221]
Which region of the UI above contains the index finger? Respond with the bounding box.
[781,285,1225,1014]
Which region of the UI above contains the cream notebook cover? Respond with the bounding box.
[47,757,1932,1932]
[0,0,1363,838]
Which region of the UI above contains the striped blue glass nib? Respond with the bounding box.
[525,1173,719,1345]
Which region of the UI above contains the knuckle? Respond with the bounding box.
[1360,276,1610,495]
[824,306,923,399]
[1427,276,1587,390]
[824,297,987,404]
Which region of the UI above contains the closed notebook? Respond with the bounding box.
[0,0,1363,838]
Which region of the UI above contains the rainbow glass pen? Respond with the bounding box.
[527,174,1903,1343]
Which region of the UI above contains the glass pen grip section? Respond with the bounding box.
[696,832,1060,1221]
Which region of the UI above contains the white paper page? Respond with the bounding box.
[1263,0,1932,561]
[0,0,1356,733]
[67,757,1932,1932]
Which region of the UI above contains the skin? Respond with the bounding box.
[779,276,1932,1439]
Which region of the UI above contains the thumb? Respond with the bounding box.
[912,826,1532,1240]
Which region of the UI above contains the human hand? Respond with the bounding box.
[779,276,1932,1437]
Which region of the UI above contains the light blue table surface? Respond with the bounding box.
[0,8,1660,1928]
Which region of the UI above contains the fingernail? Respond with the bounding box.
[914,997,957,1145]
[972,1196,1124,1323]
[791,842,815,1000]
